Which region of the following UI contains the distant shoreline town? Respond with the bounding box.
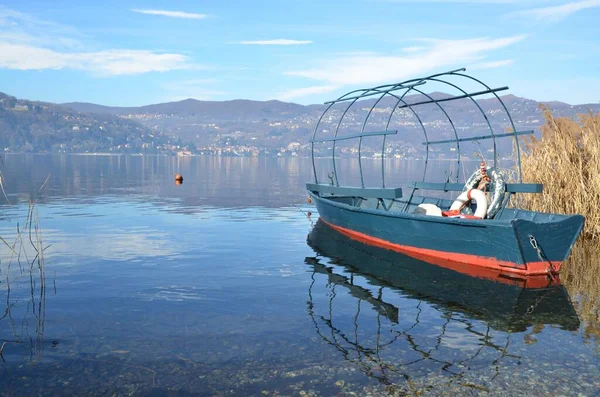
[2,91,599,158]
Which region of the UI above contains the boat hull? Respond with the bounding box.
[307,218,580,331]
[309,191,584,278]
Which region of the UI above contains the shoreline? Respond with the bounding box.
[1,153,508,161]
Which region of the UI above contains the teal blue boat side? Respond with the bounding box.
[306,219,580,332]
[308,190,584,276]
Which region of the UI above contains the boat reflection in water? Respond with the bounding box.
[305,219,579,392]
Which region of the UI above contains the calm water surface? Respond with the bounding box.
[0,154,598,396]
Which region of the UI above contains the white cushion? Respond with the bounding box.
[413,203,442,216]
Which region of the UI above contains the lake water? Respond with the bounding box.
[0,154,598,396]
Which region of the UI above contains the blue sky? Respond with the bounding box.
[0,0,598,106]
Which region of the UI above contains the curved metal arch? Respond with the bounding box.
[358,90,401,188]
[356,71,508,184]
[331,87,382,103]
[312,86,394,184]
[387,95,429,182]
[313,86,393,185]
[344,84,429,188]
[363,89,429,187]
[325,83,428,187]
[310,68,525,189]
[410,87,461,183]
[311,101,335,183]
[450,72,523,182]
[329,84,406,106]
[329,80,425,104]
[332,97,362,186]
[352,81,460,187]
[390,94,433,213]
[426,77,498,167]
[327,68,465,105]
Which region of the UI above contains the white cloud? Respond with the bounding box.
[278,85,339,100]
[0,6,83,50]
[0,43,194,75]
[237,39,313,45]
[511,0,600,22]
[131,9,207,19]
[469,59,514,69]
[0,7,198,75]
[402,46,426,53]
[0,7,75,32]
[285,35,526,87]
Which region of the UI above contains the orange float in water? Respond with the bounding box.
[174,174,183,185]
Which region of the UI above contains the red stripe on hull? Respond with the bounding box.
[320,218,561,288]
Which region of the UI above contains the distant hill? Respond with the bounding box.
[2,89,599,156]
[61,93,600,126]
[61,92,600,158]
[0,92,188,154]
[62,98,314,121]
[62,98,324,153]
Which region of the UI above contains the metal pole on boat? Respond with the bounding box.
[385,91,428,183]
[358,136,365,188]
[360,91,392,188]
[332,97,361,186]
[311,102,335,184]
[411,88,460,183]
[427,77,498,169]
[451,71,523,182]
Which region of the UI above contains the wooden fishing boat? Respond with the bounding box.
[306,218,580,331]
[306,68,584,281]
[305,220,579,390]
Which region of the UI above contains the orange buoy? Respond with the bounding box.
[175,173,183,185]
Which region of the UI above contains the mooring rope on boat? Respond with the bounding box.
[291,196,314,227]
[528,234,558,282]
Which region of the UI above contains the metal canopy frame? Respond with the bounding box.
[310,68,531,188]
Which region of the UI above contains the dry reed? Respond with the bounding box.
[517,106,600,239]
[0,202,48,363]
[517,107,600,350]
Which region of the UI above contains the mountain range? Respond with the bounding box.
[0,90,598,156]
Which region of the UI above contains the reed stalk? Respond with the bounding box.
[1,199,48,363]
[517,106,600,239]
[517,107,600,349]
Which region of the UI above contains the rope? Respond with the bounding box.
[528,234,557,282]
[292,196,315,227]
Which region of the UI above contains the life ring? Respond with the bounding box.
[463,167,506,218]
[449,188,488,218]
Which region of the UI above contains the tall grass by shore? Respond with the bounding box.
[518,107,600,349]
[518,106,600,239]
[0,202,48,363]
